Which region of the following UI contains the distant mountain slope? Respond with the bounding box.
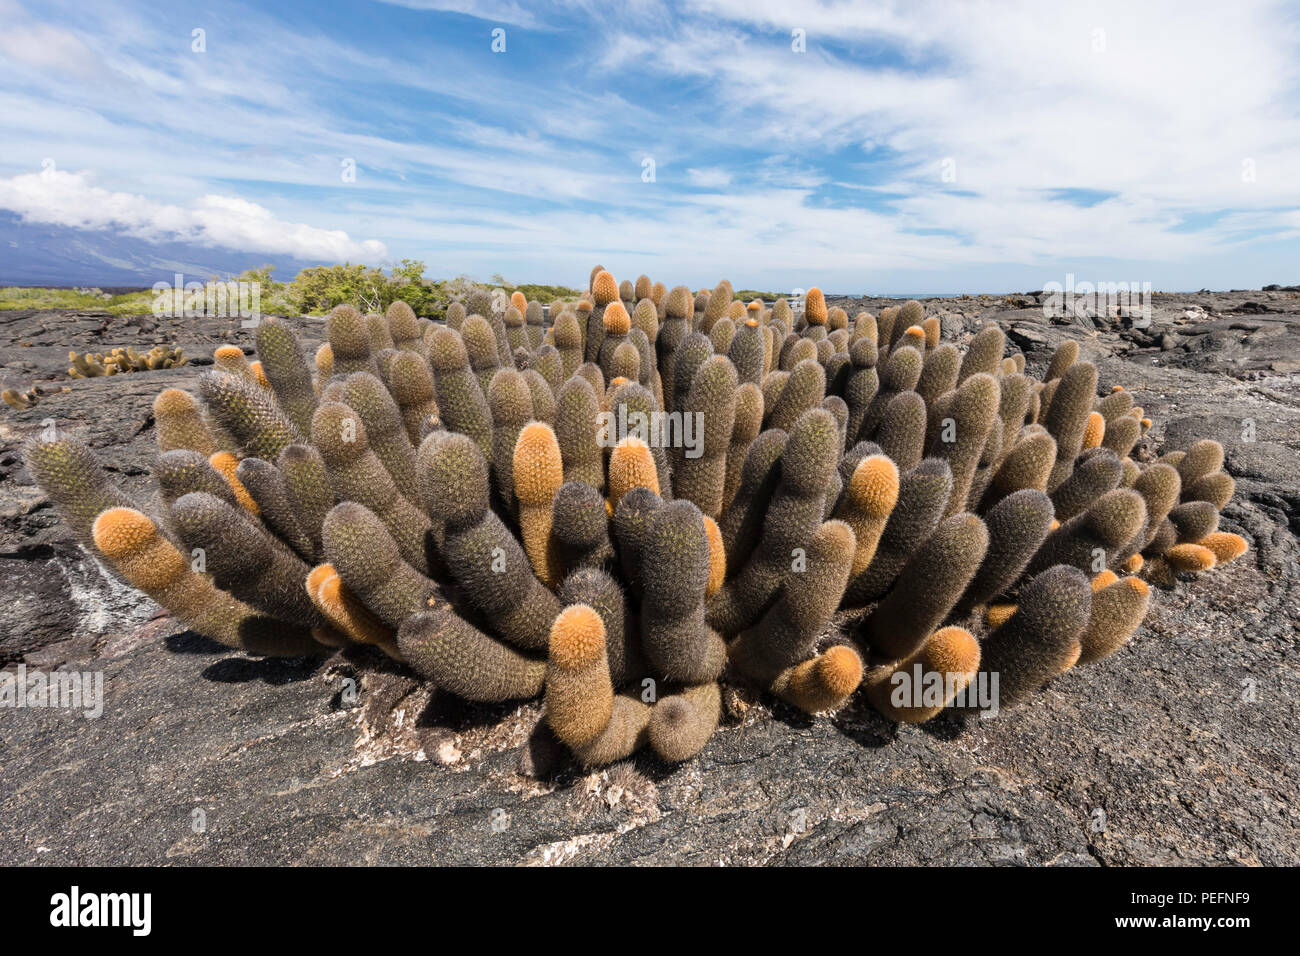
[0,212,323,286]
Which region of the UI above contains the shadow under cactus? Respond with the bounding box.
[200,654,323,686]
[163,630,239,655]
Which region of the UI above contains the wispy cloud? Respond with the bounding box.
[375,0,543,29]
[686,167,733,188]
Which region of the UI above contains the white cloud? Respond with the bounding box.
[375,0,542,28]
[686,167,733,188]
[0,0,1295,289]
[0,170,388,263]
[0,5,112,81]
[602,0,1300,265]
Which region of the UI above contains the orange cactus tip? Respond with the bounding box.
[609,435,660,502]
[209,452,260,515]
[922,316,940,344]
[153,388,197,415]
[315,576,369,638]
[1123,577,1150,597]
[92,507,157,557]
[849,454,900,517]
[249,360,270,389]
[214,345,245,361]
[306,563,337,594]
[703,515,726,596]
[603,301,631,335]
[310,569,392,647]
[548,605,606,668]
[1124,553,1145,573]
[745,317,759,328]
[1198,531,1247,565]
[1083,411,1105,449]
[1112,384,1125,392]
[576,300,593,312]
[313,569,341,603]
[747,301,761,311]
[510,291,527,313]
[804,287,827,325]
[1049,519,1061,531]
[513,421,563,503]
[592,271,619,306]
[1165,543,1217,572]
[818,645,865,697]
[1091,569,1119,592]
[609,376,629,389]
[1140,418,1152,430]
[924,626,980,678]
[986,603,1018,629]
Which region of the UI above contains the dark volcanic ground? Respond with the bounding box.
[1,290,1297,866]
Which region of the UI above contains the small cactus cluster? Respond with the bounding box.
[68,345,188,377]
[3,382,60,409]
[25,276,1249,768]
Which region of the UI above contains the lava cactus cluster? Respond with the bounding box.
[26,272,1247,766]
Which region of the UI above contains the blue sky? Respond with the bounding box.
[1,0,1298,292]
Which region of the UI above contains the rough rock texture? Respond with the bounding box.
[1,295,1297,866]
